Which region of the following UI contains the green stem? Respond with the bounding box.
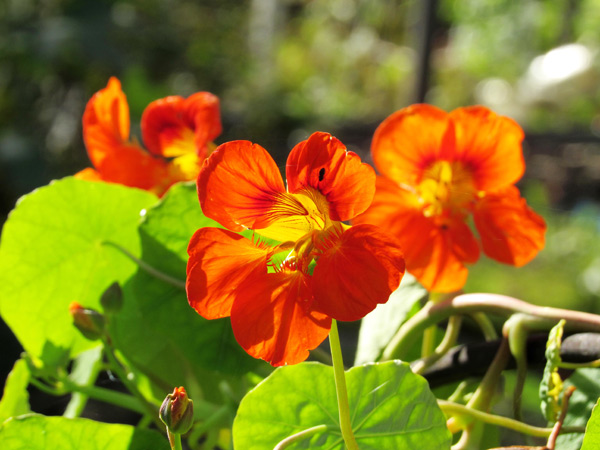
[382,293,600,361]
[329,320,359,450]
[102,339,164,429]
[167,430,183,450]
[413,315,462,374]
[439,400,584,438]
[421,326,437,358]
[274,425,330,449]
[102,241,186,289]
[29,376,148,415]
[469,312,498,340]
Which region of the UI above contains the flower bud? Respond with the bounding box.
[100,282,123,314]
[69,301,106,340]
[160,386,194,435]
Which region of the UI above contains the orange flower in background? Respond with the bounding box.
[76,77,221,196]
[354,104,546,293]
[186,132,405,366]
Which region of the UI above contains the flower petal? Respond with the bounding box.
[474,186,546,266]
[285,132,376,221]
[311,224,405,321]
[82,78,172,194]
[186,227,272,319]
[353,177,479,293]
[230,270,331,366]
[450,106,525,192]
[141,92,221,159]
[371,104,454,186]
[197,140,286,231]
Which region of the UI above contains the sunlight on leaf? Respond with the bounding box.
[581,398,600,450]
[0,178,157,367]
[233,361,451,449]
[0,415,169,450]
[0,359,31,423]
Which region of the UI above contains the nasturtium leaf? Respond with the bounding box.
[0,415,169,450]
[581,398,600,450]
[0,359,31,423]
[556,368,600,450]
[355,274,427,365]
[539,319,565,421]
[109,182,259,398]
[0,178,157,367]
[233,361,451,449]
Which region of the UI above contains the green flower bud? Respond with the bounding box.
[100,282,123,314]
[160,386,194,435]
[69,302,106,340]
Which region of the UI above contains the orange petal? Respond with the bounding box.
[186,227,272,319]
[371,104,454,186]
[354,177,479,293]
[230,270,331,366]
[83,77,131,167]
[450,106,525,192]
[74,167,102,182]
[286,132,376,221]
[311,224,405,321]
[141,93,221,160]
[474,186,546,266]
[197,140,286,232]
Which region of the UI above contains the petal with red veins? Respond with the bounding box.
[371,104,455,187]
[286,132,375,221]
[197,140,286,231]
[186,227,272,319]
[474,186,546,266]
[450,106,525,192]
[311,224,405,321]
[230,270,331,366]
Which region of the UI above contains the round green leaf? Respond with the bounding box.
[0,415,169,450]
[233,361,451,449]
[0,178,157,366]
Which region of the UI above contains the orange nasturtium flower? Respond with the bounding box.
[76,77,221,196]
[186,132,406,366]
[354,104,546,293]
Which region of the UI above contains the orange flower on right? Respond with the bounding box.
[353,104,547,293]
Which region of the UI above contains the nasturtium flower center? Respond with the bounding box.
[255,187,333,242]
[418,160,477,219]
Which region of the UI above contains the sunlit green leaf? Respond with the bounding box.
[0,359,31,423]
[233,361,451,449]
[0,415,169,450]
[355,274,426,365]
[581,398,600,450]
[0,178,157,367]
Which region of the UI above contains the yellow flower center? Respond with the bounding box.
[255,187,333,243]
[417,160,478,219]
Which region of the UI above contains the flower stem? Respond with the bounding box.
[439,399,584,438]
[329,320,359,450]
[167,430,183,450]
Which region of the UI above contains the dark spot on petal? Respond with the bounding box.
[318,168,325,181]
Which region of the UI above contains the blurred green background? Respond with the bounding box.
[2,0,600,333]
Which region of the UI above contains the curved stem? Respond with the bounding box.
[329,320,359,450]
[274,425,329,449]
[383,293,600,361]
[413,315,462,374]
[469,312,498,341]
[102,241,186,289]
[440,400,584,438]
[102,338,164,429]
